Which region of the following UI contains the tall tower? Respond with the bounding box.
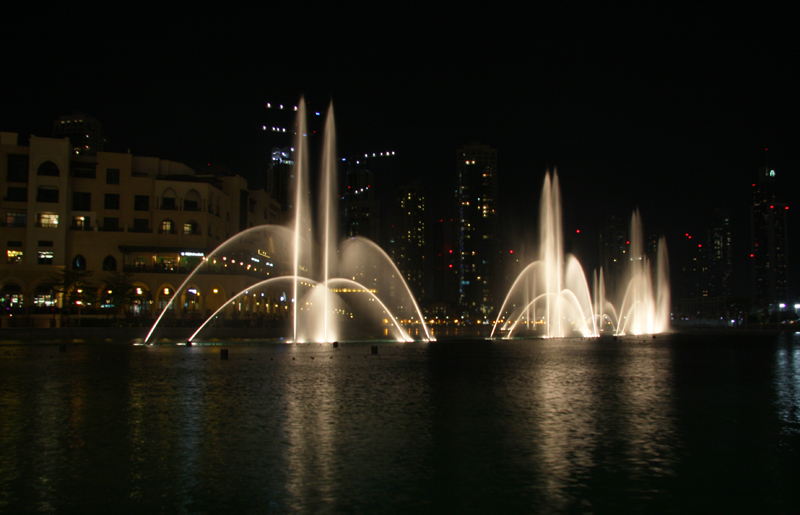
[751,166,789,311]
[52,113,107,156]
[706,209,733,297]
[266,147,294,218]
[597,214,628,300]
[342,159,380,243]
[456,142,499,319]
[391,182,426,300]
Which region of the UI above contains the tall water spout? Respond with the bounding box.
[320,102,338,342]
[292,100,311,342]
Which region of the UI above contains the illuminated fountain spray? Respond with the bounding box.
[144,98,433,344]
[491,171,669,338]
[615,210,671,335]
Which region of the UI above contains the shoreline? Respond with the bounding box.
[1,326,794,344]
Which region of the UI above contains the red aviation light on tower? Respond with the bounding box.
[576,229,580,234]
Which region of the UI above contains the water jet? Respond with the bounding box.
[144,99,433,344]
[492,171,669,338]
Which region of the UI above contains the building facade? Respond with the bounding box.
[456,142,499,319]
[1,131,284,322]
[751,166,789,311]
[706,209,733,298]
[391,181,425,300]
[342,159,380,243]
[52,113,108,156]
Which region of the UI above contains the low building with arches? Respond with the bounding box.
[1,129,285,322]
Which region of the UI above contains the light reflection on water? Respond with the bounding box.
[774,333,800,435]
[0,335,799,513]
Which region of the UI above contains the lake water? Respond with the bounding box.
[1,333,799,514]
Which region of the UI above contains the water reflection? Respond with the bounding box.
[774,334,800,435]
[482,339,678,511]
[282,345,339,508]
[280,344,434,512]
[616,345,678,479]
[1,337,799,513]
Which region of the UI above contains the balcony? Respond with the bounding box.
[1,221,27,228]
[70,223,94,231]
[122,264,270,278]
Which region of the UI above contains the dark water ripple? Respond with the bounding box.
[1,334,799,514]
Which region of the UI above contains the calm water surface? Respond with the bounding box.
[1,333,799,514]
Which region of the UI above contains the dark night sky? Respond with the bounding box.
[3,5,798,297]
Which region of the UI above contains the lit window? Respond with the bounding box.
[183,222,198,235]
[7,250,23,264]
[37,213,59,228]
[37,251,54,265]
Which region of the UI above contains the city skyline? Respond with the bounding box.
[3,6,797,300]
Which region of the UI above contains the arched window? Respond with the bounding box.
[161,188,178,210]
[37,161,60,176]
[102,255,117,271]
[33,283,56,307]
[184,189,202,211]
[72,254,86,270]
[183,220,199,235]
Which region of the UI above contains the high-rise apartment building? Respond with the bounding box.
[391,181,425,300]
[266,147,294,217]
[342,158,381,243]
[597,214,628,299]
[53,113,107,156]
[751,166,789,310]
[706,209,732,297]
[456,142,499,319]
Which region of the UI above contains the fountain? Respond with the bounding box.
[491,171,670,338]
[144,99,433,344]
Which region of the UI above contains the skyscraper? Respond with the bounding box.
[456,142,499,319]
[342,159,380,243]
[751,166,789,311]
[266,147,294,218]
[597,214,628,300]
[391,182,425,300]
[706,209,733,297]
[52,113,107,156]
